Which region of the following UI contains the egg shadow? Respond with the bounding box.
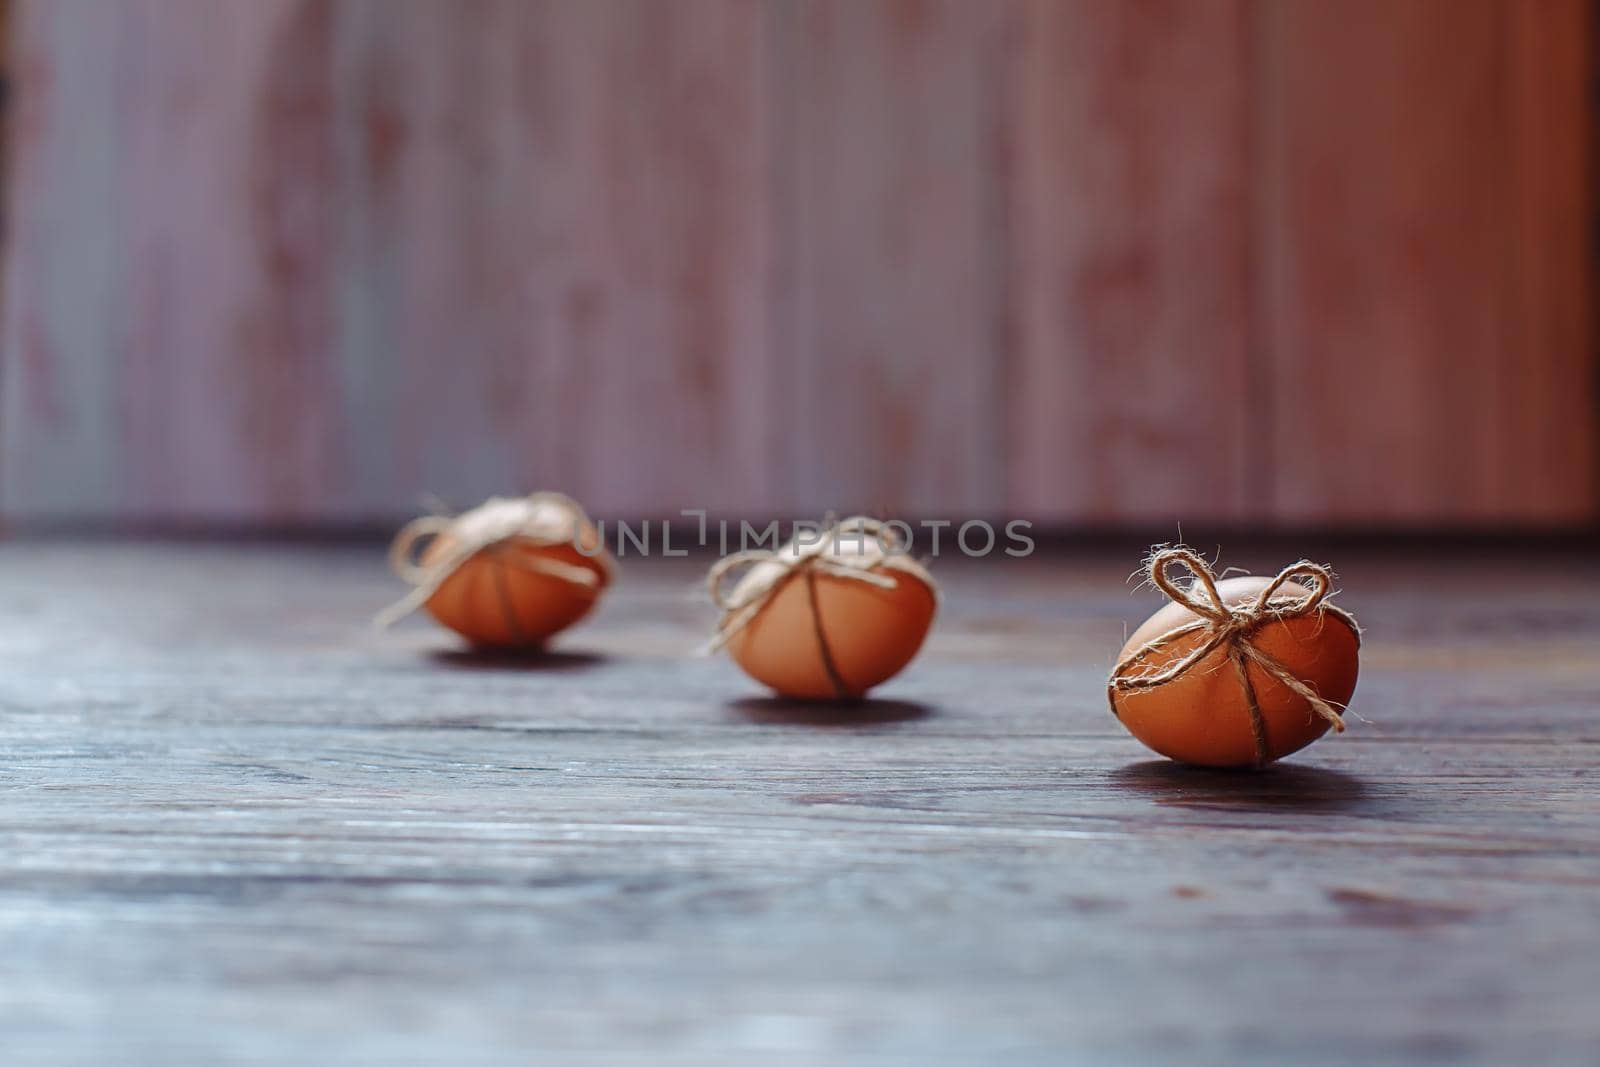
[427,647,610,673]
[1109,759,1370,814]
[728,696,934,727]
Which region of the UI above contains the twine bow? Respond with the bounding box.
[1107,546,1361,767]
[705,516,922,697]
[375,492,608,631]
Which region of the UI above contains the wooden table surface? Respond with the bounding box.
[1,540,1596,1065]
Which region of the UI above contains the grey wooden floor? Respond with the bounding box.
[1,540,1597,1065]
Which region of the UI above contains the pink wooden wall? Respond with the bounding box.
[2,0,1593,527]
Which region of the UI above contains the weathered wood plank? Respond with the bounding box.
[1499,0,1595,522]
[2,0,345,521]
[1258,0,1597,525]
[1005,0,1255,523]
[2,0,779,522]
[1,0,1593,528]
[772,0,1010,517]
[331,0,778,519]
[0,540,1597,1063]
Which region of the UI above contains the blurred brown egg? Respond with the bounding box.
[713,522,937,700]
[1112,574,1360,768]
[386,494,613,649]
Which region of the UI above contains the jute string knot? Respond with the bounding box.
[705,517,930,697]
[376,492,609,629]
[1107,546,1361,767]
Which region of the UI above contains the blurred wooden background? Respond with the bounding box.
[1,0,1593,528]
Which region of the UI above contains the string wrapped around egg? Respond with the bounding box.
[706,517,938,700]
[1108,546,1362,769]
[378,493,615,649]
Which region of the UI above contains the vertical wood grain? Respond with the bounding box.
[330,0,777,519]
[1005,0,1254,524]
[3,0,344,521]
[4,0,142,518]
[1259,0,1595,525]
[0,0,1593,527]
[771,0,1010,518]
[1500,0,1595,522]
[2,0,777,522]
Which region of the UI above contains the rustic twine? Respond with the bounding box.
[375,492,610,631]
[1107,546,1362,768]
[705,516,933,698]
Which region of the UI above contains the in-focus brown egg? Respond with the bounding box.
[1113,575,1360,768]
[715,524,937,700]
[387,494,613,649]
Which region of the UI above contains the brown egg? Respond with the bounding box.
[1112,575,1360,768]
[388,495,613,649]
[716,525,937,699]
